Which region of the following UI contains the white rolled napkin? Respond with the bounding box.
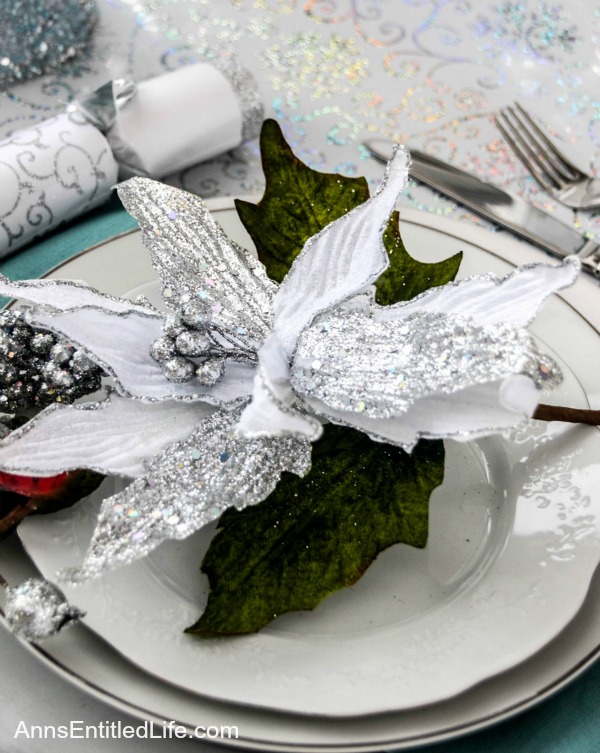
[108,63,260,178]
[0,60,263,256]
[0,111,118,257]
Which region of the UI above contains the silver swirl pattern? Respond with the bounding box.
[0,110,118,256]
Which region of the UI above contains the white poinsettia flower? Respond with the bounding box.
[0,145,579,582]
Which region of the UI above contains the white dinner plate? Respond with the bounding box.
[11,201,600,723]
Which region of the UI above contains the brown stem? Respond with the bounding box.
[0,497,40,537]
[533,404,600,426]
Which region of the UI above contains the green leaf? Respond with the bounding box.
[235,119,370,283]
[190,120,464,635]
[236,121,462,299]
[187,428,444,636]
[376,211,463,305]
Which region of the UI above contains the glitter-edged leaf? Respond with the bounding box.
[234,119,371,283]
[60,408,311,584]
[117,177,276,351]
[187,427,444,635]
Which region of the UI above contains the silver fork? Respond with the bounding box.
[494,103,600,210]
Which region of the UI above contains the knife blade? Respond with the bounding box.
[364,138,600,277]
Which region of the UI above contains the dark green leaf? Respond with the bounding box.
[376,211,463,305]
[187,428,444,635]
[235,119,370,283]
[190,120,464,635]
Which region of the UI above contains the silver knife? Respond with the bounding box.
[364,138,600,278]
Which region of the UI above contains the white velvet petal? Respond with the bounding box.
[375,257,579,328]
[0,395,215,477]
[302,376,538,451]
[273,145,411,356]
[236,335,322,439]
[32,307,255,404]
[0,274,158,316]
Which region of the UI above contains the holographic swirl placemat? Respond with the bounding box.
[1,0,598,247]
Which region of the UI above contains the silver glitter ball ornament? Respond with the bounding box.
[30,332,55,354]
[51,369,74,389]
[149,336,176,363]
[71,349,96,375]
[163,356,196,383]
[181,300,211,329]
[0,313,102,411]
[175,330,211,357]
[196,358,225,387]
[5,578,84,641]
[50,342,74,365]
[0,363,17,384]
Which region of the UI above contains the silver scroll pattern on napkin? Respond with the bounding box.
[0,110,118,257]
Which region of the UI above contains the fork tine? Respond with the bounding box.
[495,110,558,193]
[514,103,583,182]
[502,106,567,188]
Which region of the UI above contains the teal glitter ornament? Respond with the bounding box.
[0,0,98,85]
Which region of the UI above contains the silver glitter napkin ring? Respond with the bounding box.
[0,145,580,598]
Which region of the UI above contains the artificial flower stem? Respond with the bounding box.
[534,404,600,425]
[0,497,41,537]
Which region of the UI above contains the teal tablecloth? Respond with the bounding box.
[0,194,138,283]
[1,202,599,753]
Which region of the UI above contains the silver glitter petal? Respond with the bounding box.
[291,309,561,420]
[61,407,311,583]
[5,578,83,641]
[117,178,276,351]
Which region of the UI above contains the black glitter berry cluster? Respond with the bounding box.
[0,310,103,413]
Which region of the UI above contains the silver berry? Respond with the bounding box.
[50,343,74,365]
[163,315,184,338]
[30,333,54,354]
[5,578,83,641]
[175,330,211,357]
[163,356,196,383]
[181,300,210,329]
[150,336,176,363]
[196,358,224,387]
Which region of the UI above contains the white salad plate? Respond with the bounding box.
[6,200,600,739]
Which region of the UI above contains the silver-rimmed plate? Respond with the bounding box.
[3,201,600,748]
